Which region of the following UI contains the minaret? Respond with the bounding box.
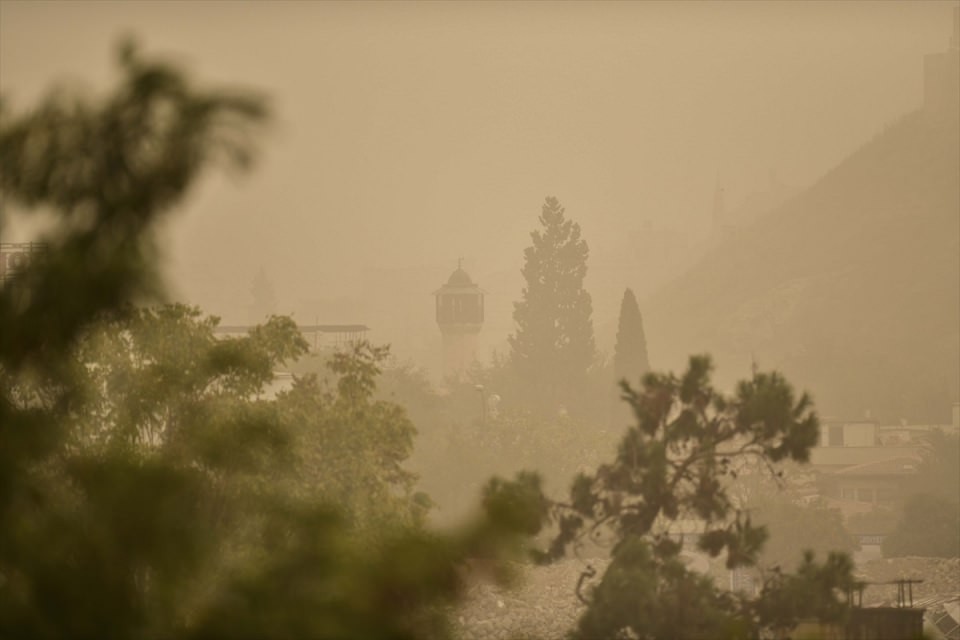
[434,261,484,380]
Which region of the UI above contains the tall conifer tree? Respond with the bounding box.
[509,197,596,413]
[612,288,650,387]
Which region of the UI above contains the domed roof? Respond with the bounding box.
[446,267,474,287]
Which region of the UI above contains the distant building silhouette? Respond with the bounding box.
[434,261,484,380]
[923,7,959,121]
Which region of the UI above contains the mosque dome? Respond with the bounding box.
[446,267,474,287]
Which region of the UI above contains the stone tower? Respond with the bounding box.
[434,262,484,380]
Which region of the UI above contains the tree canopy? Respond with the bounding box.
[1,44,272,637]
[0,37,269,371]
[739,488,856,573]
[612,287,651,389]
[539,355,856,639]
[882,430,960,558]
[0,40,546,640]
[1,38,868,640]
[509,196,596,415]
[882,493,960,558]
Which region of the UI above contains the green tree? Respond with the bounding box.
[0,40,549,640]
[612,287,651,387]
[882,493,960,558]
[611,287,651,428]
[727,469,856,572]
[577,534,748,640]
[882,430,959,558]
[0,304,316,636]
[69,304,309,459]
[509,196,596,414]
[750,551,857,637]
[0,38,268,370]
[542,355,856,639]
[750,497,856,572]
[1,41,271,637]
[909,430,960,504]
[279,341,428,531]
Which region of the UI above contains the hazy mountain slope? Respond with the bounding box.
[644,111,959,423]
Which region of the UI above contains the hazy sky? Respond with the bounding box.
[1,0,954,367]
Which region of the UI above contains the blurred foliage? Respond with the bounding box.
[750,551,857,637]
[337,346,862,638]
[577,534,750,640]
[388,355,625,526]
[880,431,959,558]
[278,342,427,532]
[728,470,856,572]
[846,507,899,537]
[539,355,856,639]
[0,37,268,372]
[909,430,960,505]
[753,499,855,573]
[0,40,548,640]
[0,37,879,640]
[882,493,960,558]
[414,402,619,525]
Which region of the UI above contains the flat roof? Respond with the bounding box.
[214,324,368,334]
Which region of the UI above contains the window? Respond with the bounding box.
[857,488,875,503]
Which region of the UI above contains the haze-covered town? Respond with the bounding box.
[0,2,957,639]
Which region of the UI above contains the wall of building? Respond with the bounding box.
[441,330,479,381]
[819,421,878,447]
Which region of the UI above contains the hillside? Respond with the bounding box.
[644,110,959,424]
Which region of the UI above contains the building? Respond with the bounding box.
[812,421,924,516]
[213,323,368,352]
[434,263,484,380]
[793,579,928,640]
[808,416,959,557]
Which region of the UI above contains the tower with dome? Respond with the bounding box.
[434,261,484,380]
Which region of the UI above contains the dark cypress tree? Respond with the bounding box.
[612,288,650,388]
[509,196,596,413]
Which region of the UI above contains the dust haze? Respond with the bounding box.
[2,2,953,382]
[1,1,958,637]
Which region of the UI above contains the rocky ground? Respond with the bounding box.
[449,556,960,640]
[449,558,600,640]
[855,556,960,606]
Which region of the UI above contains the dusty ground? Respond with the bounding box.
[855,556,960,606]
[450,556,960,640]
